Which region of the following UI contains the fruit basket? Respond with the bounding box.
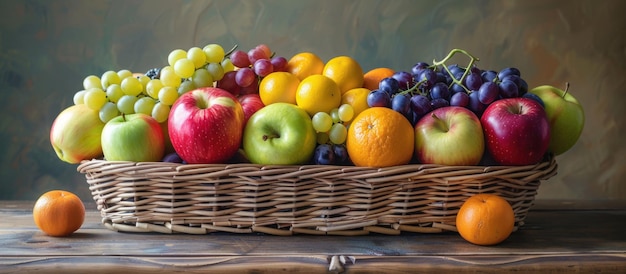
[77,155,557,235]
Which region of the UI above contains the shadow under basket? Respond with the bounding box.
[77,155,557,236]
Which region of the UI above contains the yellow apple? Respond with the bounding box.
[50,104,105,163]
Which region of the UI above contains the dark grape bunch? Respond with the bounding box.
[313,143,351,165]
[367,49,542,125]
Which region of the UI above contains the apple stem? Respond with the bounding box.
[262,134,279,141]
[122,113,126,122]
[563,82,570,98]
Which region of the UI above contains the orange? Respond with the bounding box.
[258,71,301,105]
[363,67,395,90]
[456,193,515,246]
[346,107,414,167]
[322,56,364,95]
[341,87,371,119]
[286,52,325,81]
[296,74,342,116]
[33,190,85,237]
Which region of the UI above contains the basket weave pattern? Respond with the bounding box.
[77,156,557,235]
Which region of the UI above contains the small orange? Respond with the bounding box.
[341,87,371,119]
[456,193,515,246]
[33,190,85,237]
[296,74,342,116]
[322,56,364,95]
[258,71,301,105]
[286,52,325,81]
[346,107,414,167]
[363,67,395,90]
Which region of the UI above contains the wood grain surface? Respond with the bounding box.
[1,201,625,273]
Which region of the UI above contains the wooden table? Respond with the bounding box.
[1,200,625,273]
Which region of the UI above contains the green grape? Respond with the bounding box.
[329,123,347,145]
[203,44,225,63]
[121,76,143,96]
[134,96,156,115]
[146,79,164,99]
[158,86,179,106]
[168,49,187,67]
[83,75,101,90]
[106,84,124,103]
[137,74,151,94]
[312,112,333,133]
[187,47,207,69]
[174,58,195,78]
[101,70,121,89]
[117,95,138,114]
[330,108,340,123]
[206,63,225,81]
[221,58,235,72]
[338,104,355,122]
[73,90,87,105]
[99,102,120,123]
[83,88,107,110]
[160,66,181,87]
[178,80,196,95]
[317,131,330,145]
[117,69,133,79]
[152,102,170,123]
[192,68,214,88]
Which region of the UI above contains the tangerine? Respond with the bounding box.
[341,87,371,119]
[296,74,342,116]
[323,56,364,95]
[363,67,395,90]
[286,52,325,81]
[456,193,515,246]
[33,190,85,237]
[346,107,414,167]
[258,71,300,105]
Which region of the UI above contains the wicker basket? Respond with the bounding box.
[77,155,557,235]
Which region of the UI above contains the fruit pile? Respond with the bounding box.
[50,46,584,168]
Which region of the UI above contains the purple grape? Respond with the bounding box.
[430,98,450,110]
[478,82,499,104]
[498,67,521,79]
[333,144,349,165]
[430,82,451,100]
[499,80,519,99]
[379,77,400,95]
[253,59,273,77]
[314,144,335,165]
[450,83,466,94]
[522,92,545,108]
[435,72,447,84]
[468,91,486,116]
[450,92,469,107]
[417,69,437,87]
[469,65,481,74]
[410,94,431,116]
[235,67,256,87]
[481,70,498,83]
[367,89,391,108]
[162,152,184,163]
[411,62,430,76]
[392,71,414,90]
[518,78,529,96]
[229,50,251,68]
[447,64,464,76]
[391,93,411,115]
[464,72,483,91]
[270,56,288,72]
[500,74,521,87]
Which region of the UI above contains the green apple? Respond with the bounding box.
[101,113,164,162]
[530,84,585,155]
[242,103,316,165]
[50,104,105,164]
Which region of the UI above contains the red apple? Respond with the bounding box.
[238,93,265,126]
[414,106,484,166]
[168,87,245,164]
[481,98,550,166]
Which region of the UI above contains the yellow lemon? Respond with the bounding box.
[286,52,325,81]
[296,74,342,116]
[259,72,301,105]
[322,56,364,95]
[341,87,371,119]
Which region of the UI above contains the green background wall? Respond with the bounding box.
[0,0,624,201]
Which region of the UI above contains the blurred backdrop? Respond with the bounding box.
[0,0,624,201]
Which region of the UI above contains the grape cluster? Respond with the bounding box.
[216,44,288,96]
[367,49,537,125]
[311,104,354,165]
[73,44,235,124]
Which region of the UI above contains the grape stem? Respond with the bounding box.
[224,44,238,57]
[432,49,480,93]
